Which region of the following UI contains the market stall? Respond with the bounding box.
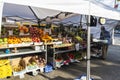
[0,0,120,80]
[0,18,85,78]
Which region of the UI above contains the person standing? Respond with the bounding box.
[100,26,111,59]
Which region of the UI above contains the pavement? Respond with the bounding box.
[1,45,120,80]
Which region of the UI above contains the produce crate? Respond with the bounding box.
[24,56,39,76]
[32,45,44,51]
[0,44,8,48]
[39,67,44,73]
[32,46,40,51]
[8,44,22,47]
[34,42,43,45]
[12,69,26,79]
[11,58,21,66]
[21,42,33,46]
[40,45,45,51]
[53,41,62,45]
[55,59,64,68]
[11,58,27,78]
[26,65,39,72]
[8,42,33,47]
[26,65,39,76]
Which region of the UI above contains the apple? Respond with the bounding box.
[0,39,3,43]
[3,38,7,42]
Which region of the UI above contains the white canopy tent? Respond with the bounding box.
[0,0,120,80]
[61,15,119,39]
[1,0,120,25]
[2,3,78,25]
[1,0,120,39]
[1,0,120,20]
[1,2,119,39]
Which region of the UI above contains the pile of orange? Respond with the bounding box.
[8,36,22,44]
[41,34,52,43]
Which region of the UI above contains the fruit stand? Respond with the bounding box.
[0,1,120,80]
[0,8,92,80]
[0,21,49,78]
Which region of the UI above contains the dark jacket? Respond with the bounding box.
[100,30,111,44]
[100,30,110,39]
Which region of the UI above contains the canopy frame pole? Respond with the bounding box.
[80,15,83,28]
[87,0,91,80]
[28,6,41,27]
[5,16,37,23]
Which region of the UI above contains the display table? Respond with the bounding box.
[91,39,109,59]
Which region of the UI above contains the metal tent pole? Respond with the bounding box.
[28,6,41,27]
[87,16,91,80]
[87,0,91,80]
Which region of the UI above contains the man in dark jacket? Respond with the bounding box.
[100,26,111,59]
